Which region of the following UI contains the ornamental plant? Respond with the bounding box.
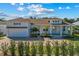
[54,41,60,56]
[9,40,16,56]
[68,41,74,56]
[0,42,9,56]
[46,41,52,56]
[24,41,30,56]
[18,41,24,56]
[60,41,68,56]
[31,42,37,56]
[38,41,44,56]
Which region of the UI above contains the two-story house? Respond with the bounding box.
[0,18,73,38]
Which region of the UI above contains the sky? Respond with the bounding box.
[0,3,79,20]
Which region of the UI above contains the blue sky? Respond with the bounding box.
[0,3,79,20]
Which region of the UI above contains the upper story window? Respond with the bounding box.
[30,23,34,25]
[14,23,21,25]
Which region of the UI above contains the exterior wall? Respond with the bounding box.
[7,28,30,37]
[0,25,7,35]
[6,21,30,37]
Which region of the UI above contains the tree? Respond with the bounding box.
[31,27,39,37]
[31,27,39,32]
[64,18,75,23]
[0,18,5,21]
[76,18,79,21]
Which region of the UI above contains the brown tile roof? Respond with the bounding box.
[8,17,65,25]
[8,18,50,25]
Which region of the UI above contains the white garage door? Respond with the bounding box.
[7,28,29,37]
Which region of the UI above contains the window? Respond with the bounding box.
[14,23,21,25]
[30,23,34,25]
[63,26,65,31]
[43,28,48,31]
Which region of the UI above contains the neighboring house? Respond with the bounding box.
[72,21,79,33]
[0,21,7,35]
[72,21,79,26]
[0,18,73,37]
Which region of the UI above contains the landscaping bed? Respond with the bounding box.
[0,39,79,56]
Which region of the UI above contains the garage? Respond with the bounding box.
[7,27,30,37]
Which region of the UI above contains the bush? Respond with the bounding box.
[68,41,74,56]
[40,33,51,37]
[0,33,5,37]
[31,42,37,56]
[38,41,44,56]
[9,40,16,56]
[60,41,68,56]
[18,41,24,56]
[46,41,52,56]
[74,43,79,55]
[24,41,30,56]
[0,42,9,56]
[31,33,39,37]
[54,41,60,56]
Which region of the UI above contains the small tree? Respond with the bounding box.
[31,42,37,56]
[38,41,44,56]
[24,41,30,56]
[46,41,52,56]
[18,41,24,56]
[31,27,39,37]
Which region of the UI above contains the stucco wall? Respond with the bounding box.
[0,25,7,35]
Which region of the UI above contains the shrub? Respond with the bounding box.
[0,42,9,56]
[68,41,74,56]
[38,41,44,56]
[31,42,37,56]
[74,42,79,55]
[60,41,68,56]
[0,33,5,37]
[9,40,16,56]
[46,41,52,56]
[54,41,60,56]
[24,41,30,56]
[18,41,24,56]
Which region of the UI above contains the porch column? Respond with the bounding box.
[65,26,68,34]
[60,26,63,37]
[70,25,73,35]
[49,25,52,35]
[40,25,42,35]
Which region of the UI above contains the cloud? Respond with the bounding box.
[27,4,54,16]
[58,7,63,9]
[65,6,71,9]
[11,3,16,5]
[17,7,24,11]
[58,6,71,10]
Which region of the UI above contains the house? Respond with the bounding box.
[72,21,79,33]
[0,18,73,38]
[0,21,7,35]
